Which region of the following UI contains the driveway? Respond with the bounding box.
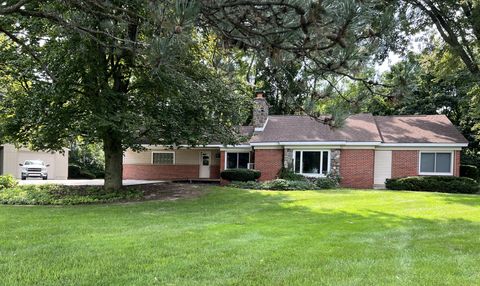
[18,179,164,186]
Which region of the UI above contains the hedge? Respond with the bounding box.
[0,184,142,205]
[230,177,340,191]
[220,169,261,182]
[0,175,18,189]
[460,165,479,181]
[386,176,479,194]
[278,167,307,181]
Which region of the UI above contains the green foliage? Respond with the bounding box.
[314,177,339,189]
[386,176,479,194]
[262,179,317,191]
[461,149,480,168]
[220,169,261,182]
[230,175,340,191]
[0,1,252,190]
[0,184,142,205]
[278,167,306,181]
[460,165,479,181]
[68,165,96,179]
[228,181,263,190]
[69,142,105,178]
[0,174,17,189]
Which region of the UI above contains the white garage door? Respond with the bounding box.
[374,150,392,187]
[17,151,56,179]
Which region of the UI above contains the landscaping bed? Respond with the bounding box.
[0,182,206,205]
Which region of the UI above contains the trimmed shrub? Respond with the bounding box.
[460,165,479,181]
[278,167,306,181]
[262,179,317,190]
[221,169,261,182]
[313,173,340,189]
[0,174,18,189]
[229,181,263,189]
[386,176,479,194]
[314,177,338,189]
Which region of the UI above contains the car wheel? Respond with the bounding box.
[43,176,48,180]
[21,176,26,180]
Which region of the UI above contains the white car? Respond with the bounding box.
[19,160,49,180]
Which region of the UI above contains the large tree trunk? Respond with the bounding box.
[103,135,123,192]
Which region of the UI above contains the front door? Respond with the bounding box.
[199,151,211,178]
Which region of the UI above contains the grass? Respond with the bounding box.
[1,187,480,285]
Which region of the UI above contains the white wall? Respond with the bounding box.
[0,144,68,179]
[124,147,221,166]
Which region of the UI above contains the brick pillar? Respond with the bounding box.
[454,150,461,176]
[339,149,375,189]
[255,149,284,181]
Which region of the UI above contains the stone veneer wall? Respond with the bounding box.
[330,149,341,177]
[283,148,293,169]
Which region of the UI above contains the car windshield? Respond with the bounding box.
[24,160,45,166]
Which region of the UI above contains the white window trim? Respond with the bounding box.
[151,151,175,165]
[418,151,454,176]
[293,150,331,177]
[225,151,251,169]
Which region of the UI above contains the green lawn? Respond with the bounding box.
[1,187,480,285]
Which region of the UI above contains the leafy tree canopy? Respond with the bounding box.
[0,0,403,189]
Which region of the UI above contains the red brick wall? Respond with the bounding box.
[391,150,419,178]
[254,149,284,181]
[123,164,199,180]
[339,149,375,189]
[210,165,220,179]
[454,150,461,176]
[124,164,221,180]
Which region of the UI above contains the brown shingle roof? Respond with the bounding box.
[250,113,382,143]
[374,115,468,144]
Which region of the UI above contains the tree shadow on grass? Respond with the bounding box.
[437,193,480,207]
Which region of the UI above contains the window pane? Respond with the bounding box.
[436,153,451,173]
[420,153,435,173]
[302,152,321,174]
[322,151,329,175]
[202,153,210,166]
[295,151,301,173]
[227,153,237,169]
[238,153,249,169]
[153,153,174,165]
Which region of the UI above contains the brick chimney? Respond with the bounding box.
[253,91,268,130]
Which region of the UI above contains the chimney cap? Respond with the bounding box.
[255,90,265,98]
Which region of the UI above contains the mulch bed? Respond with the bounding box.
[132,182,208,201]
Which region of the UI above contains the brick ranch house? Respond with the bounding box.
[124,93,468,189]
